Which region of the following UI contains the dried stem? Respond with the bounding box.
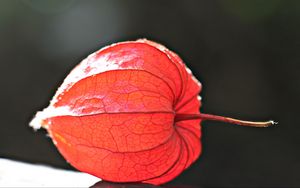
[175,113,276,127]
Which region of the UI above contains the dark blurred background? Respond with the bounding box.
[0,0,299,187]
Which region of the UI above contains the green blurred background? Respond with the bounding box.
[0,0,299,187]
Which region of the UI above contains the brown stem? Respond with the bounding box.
[175,113,276,127]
